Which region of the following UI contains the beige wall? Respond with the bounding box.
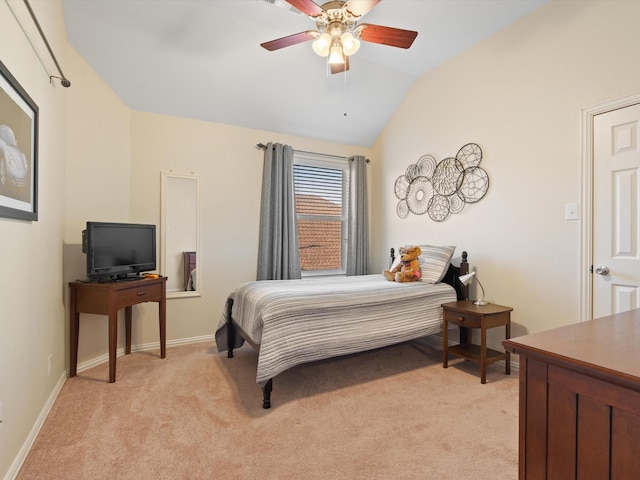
[61,44,132,365]
[0,1,67,476]
[372,0,640,348]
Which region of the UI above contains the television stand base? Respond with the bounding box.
[99,274,143,283]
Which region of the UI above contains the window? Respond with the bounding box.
[293,152,349,276]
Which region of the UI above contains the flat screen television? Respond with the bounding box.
[83,221,156,281]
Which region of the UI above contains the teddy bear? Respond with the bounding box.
[383,245,422,283]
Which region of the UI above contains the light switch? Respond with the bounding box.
[565,203,579,221]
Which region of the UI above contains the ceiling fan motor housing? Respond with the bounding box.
[315,2,358,35]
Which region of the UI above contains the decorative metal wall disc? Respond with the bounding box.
[427,194,450,222]
[396,199,409,219]
[405,163,420,183]
[416,154,437,178]
[394,175,410,200]
[449,193,465,214]
[458,166,489,203]
[432,157,463,196]
[456,143,482,169]
[406,177,433,215]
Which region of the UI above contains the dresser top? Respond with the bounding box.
[504,308,640,385]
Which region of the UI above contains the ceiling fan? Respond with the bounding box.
[261,0,418,74]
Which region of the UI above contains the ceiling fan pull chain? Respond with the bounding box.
[343,66,348,117]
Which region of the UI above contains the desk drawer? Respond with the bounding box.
[444,310,481,328]
[117,282,163,308]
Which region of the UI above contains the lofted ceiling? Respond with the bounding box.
[62,0,548,147]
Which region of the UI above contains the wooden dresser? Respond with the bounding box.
[503,308,640,479]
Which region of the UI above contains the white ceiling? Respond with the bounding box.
[62,0,548,147]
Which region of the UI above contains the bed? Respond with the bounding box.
[215,248,469,408]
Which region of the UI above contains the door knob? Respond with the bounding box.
[595,265,610,275]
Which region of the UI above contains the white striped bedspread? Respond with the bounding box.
[215,274,456,385]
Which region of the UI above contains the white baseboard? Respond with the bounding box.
[5,335,215,480]
[4,372,66,480]
[74,334,215,373]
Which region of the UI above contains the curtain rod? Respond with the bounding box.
[256,143,369,163]
[23,0,71,87]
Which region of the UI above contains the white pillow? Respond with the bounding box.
[418,245,456,284]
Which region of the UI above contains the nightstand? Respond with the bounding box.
[441,300,512,383]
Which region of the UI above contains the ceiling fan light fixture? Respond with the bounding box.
[328,41,345,65]
[341,31,360,56]
[312,32,331,57]
[261,0,418,75]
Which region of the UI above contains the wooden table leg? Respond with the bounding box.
[159,296,166,359]
[108,305,118,383]
[505,320,511,375]
[480,322,487,384]
[69,288,79,377]
[442,317,449,368]
[125,306,132,355]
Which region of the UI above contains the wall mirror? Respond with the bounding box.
[160,171,200,298]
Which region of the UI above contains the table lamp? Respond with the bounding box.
[458,271,488,305]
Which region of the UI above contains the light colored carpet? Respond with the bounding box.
[17,339,519,479]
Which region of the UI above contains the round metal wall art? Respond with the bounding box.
[395,143,490,222]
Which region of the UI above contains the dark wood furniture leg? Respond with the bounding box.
[442,313,449,368]
[108,304,118,383]
[70,288,79,377]
[125,305,132,355]
[481,319,487,384]
[159,294,166,359]
[262,379,273,409]
[505,321,510,375]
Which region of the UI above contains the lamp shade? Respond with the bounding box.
[328,41,345,65]
[312,33,331,57]
[341,31,360,56]
[458,270,488,305]
[458,271,476,286]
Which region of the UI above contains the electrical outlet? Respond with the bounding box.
[48,354,53,377]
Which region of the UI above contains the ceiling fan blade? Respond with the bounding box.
[261,31,318,51]
[357,24,418,49]
[345,0,381,18]
[330,56,350,74]
[285,0,324,17]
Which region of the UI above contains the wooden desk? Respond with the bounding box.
[69,276,167,383]
[503,308,640,479]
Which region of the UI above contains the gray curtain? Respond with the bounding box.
[257,143,301,280]
[346,155,369,276]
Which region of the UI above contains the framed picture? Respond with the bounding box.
[0,60,38,221]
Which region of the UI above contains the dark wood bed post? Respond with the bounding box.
[456,251,471,344]
[227,298,235,358]
[458,251,469,300]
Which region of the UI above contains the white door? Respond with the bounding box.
[592,103,640,318]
